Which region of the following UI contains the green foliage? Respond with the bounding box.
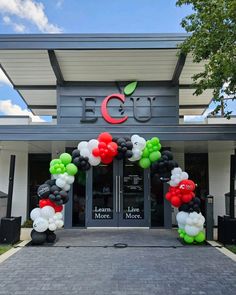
[21,219,33,228]
[176,0,236,118]
[0,245,12,255]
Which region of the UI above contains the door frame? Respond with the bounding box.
[86,159,150,227]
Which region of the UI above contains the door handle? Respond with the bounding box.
[115,176,118,213]
[118,176,121,212]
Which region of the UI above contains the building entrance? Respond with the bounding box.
[86,159,150,227]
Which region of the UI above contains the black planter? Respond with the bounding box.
[218,215,236,244]
[0,216,22,244]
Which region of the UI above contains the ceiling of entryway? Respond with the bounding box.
[0,34,212,117]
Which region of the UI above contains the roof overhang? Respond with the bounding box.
[0,34,212,117]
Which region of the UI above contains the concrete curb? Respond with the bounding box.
[207,240,236,262]
[0,240,29,264]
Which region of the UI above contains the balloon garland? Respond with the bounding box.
[30,132,205,245]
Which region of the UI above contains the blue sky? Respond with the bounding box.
[0,0,234,120]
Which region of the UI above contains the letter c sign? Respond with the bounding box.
[101,93,128,124]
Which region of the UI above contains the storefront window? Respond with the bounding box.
[72,171,86,226]
[150,174,164,227]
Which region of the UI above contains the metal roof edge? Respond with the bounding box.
[0,33,189,50]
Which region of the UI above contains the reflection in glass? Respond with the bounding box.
[123,160,144,220]
[72,170,86,227]
[92,164,113,220]
[150,174,164,226]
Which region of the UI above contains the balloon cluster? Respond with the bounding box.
[30,131,205,245]
[30,206,63,244]
[92,132,118,164]
[50,153,78,176]
[151,151,178,182]
[139,137,161,169]
[129,135,146,161]
[112,137,133,160]
[176,211,205,244]
[179,197,201,213]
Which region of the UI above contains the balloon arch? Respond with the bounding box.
[30,132,205,245]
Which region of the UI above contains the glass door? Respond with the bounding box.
[118,159,150,227]
[86,159,150,227]
[86,160,118,227]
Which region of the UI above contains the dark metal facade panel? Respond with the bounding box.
[57,82,179,126]
[0,34,188,50]
[0,125,236,141]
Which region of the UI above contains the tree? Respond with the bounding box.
[176,0,236,118]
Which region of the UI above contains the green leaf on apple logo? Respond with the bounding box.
[124,81,137,96]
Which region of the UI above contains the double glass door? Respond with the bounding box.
[86,159,150,227]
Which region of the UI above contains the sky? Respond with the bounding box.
[0,0,234,121]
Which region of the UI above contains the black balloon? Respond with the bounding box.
[46,230,57,243]
[37,184,51,199]
[113,137,133,160]
[151,150,178,182]
[31,229,47,245]
[179,197,201,213]
[72,149,91,171]
[44,179,56,186]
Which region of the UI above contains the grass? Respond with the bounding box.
[0,244,12,255]
[225,244,236,254]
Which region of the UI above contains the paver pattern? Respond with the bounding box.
[0,229,236,295]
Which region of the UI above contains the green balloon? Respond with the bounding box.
[66,163,78,176]
[50,159,60,167]
[153,145,158,151]
[139,158,151,169]
[142,148,149,158]
[60,153,72,165]
[147,143,152,149]
[195,231,205,243]
[180,233,184,238]
[157,143,162,151]
[49,166,57,174]
[149,151,161,162]
[151,137,159,145]
[184,234,194,244]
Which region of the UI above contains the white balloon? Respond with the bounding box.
[48,223,57,231]
[54,212,63,220]
[181,172,189,180]
[30,208,41,221]
[52,174,59,179]
[56,178,66,188]
[185,225,200,237]
[41,206,55,219]
[87,139,99,151]
[80,148,90,157]
[63,184,70,191]
[89,155,101,166]
[172,167,182,175]
[176,211,189,227]
[33,217,48,233]
[55,219,64,229]
[66,175,75,185]
[48,218,54,223]
[78,141,88,151]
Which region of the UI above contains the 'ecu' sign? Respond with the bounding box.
[57,82,178,126]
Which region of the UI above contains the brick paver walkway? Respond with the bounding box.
[0,229,236,295]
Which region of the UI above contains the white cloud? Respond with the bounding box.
[3,15,26,32]
[0,100,45,122]
[0,0,62,33]
[0,68,12,86]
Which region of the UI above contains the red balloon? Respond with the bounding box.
[98,142,106,149]
[181,193,194,203]
[179,180,196,192]
[107,142,118,156]
[54,205,63,212]
[171,196,182,207]
[98,132,112,144]
[165,192,172,201]
[102,156,113,164]
[39,199,54,208]
[92,148,100,157]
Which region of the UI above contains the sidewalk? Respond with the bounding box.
[0,229,235,295]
